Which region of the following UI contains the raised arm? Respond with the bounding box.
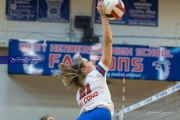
[97,0,112,68]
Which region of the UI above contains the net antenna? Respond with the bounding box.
[118,75,126,120]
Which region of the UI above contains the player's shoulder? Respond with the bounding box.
[84,61,109,83]
[96,61,109,77]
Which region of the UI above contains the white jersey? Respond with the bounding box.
[76,61,114,116]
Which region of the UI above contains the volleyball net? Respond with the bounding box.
[116,82,180,120]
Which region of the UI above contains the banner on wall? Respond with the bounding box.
[38,0,69,23]
[6,0,70,22]
[95,0,158,27]
[6,0,37,21]
[6,39,180,81]
[127,0,158,26]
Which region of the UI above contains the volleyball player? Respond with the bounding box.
[58,0,114,119]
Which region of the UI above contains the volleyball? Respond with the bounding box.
[103,0,125,20]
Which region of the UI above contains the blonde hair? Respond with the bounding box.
[39,115,52,120]
[58,58,85,90]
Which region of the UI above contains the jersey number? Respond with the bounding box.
[79,83,92,100]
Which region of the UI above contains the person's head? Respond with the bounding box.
[58,58,95,90]
[39,115,54,120]
[81,58,95,74]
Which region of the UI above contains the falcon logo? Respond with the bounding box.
[152,60,171,79]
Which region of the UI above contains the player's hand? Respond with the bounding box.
[97,0,106,17]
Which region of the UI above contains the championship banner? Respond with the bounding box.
[38,0,69,23]
[94,0,158,27]
[6,0,37,21]
[7,39,180,81]
[127,0,158,26]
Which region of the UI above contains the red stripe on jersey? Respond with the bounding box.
[96,65,105,76]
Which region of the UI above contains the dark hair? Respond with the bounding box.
[58,58,85,90]
[39,115,52,120]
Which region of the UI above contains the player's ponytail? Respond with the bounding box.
[58,58,85,90]
[39,115,52,120]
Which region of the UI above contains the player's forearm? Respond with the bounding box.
[101,16,112,44]
[100,15,112,68]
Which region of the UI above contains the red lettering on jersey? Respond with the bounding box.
[84,92,98,104]
[79,89,86,100]
[79,101,83,108]
[79,83,91,100]
[86,83,92,94]
[78,83,99,108]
